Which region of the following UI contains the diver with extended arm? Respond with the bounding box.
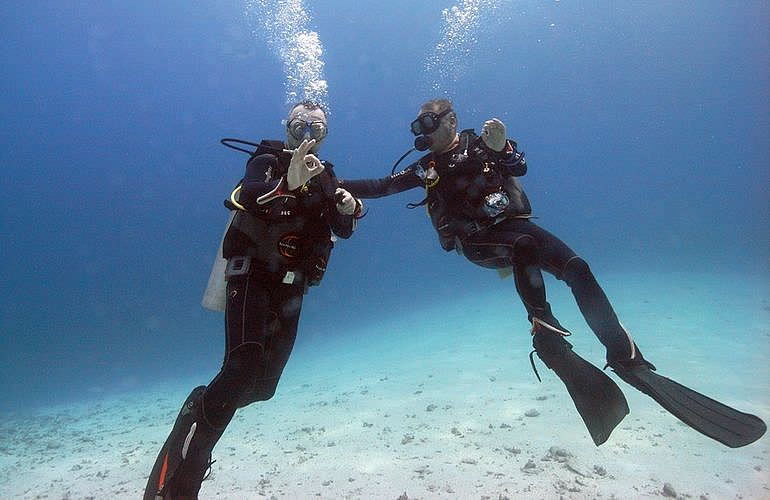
[144,101,363,499]
[340,99,766,447]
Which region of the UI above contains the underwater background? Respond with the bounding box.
[1,1,768,498]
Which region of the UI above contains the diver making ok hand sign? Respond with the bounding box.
[144,101,362,499]
[339,98,766,448]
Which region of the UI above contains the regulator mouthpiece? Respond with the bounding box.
[414,135,432,151]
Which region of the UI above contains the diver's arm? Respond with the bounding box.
[498,139,527,177]
[328,187,361,239]
[338,164,422,199]
[329,209,357,239]
[237,154,289,209]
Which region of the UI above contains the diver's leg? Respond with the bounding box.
[463,226,568,333]
[517,222,767,446]
[235,279,304,407]
[509,235,570,334]
[462,223,627,445]
[144,273,273,499]
[517,220,638,363]
[143,385,213,500]
[152,279,304,499]
[203,272,275,423]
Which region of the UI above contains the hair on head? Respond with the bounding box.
[289,99,328,116]
[420,98,453,114]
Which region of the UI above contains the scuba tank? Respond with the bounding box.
[201,211,235,312]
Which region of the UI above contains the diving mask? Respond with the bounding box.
[287,119,328,142]
[410,108,452,136]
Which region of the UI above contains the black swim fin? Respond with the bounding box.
[532,330,629,446]
[610,362,767,448]
[144,386,221,499]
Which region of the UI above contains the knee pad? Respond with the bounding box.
[217,343,264,399]
[562,256,592,284]
[224,343,262,375]
[512,234,538,265]
[222,345,280,407]
[235,378,279,408]
[244,378,279,404]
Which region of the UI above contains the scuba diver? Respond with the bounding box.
[144,100,363,499]
[339,98,766,448]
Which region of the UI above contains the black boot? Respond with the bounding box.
[530,318,629,446]
[144,386,225,499]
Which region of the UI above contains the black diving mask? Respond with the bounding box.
[410,108,452,136]
[287,119,328,142]
[411,109,452,151]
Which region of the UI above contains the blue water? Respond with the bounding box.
[1,0,768,417]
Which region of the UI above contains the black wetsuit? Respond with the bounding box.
[340,130,634,361]
[145,141,357,498]
[205,142,356,429]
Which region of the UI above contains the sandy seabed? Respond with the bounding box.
[1,271,768,499]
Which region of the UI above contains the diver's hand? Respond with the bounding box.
[287,139,324,191]
[335,188,357,215]
[481,118,507,152]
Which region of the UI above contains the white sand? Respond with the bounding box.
[1,271,768,499]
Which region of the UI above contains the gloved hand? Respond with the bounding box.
[499,142,526,176]
[335,188,357,215]
[481,118,507,152]
[287,139,324,191]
